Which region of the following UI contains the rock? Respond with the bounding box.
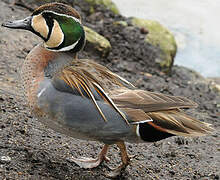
[173,66,205,82]
[84,26,111,57]
[84,0,120,15]
[0,156,11,163]
[131,17,177,73]
[208,79,220,94]
[208,77,220,85]
[175,137,189,145]
[205,77,220,95]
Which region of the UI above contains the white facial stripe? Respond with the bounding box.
[59,38,80,51]
[44,19,64,48]
[32,14,49,39]
[43,10,81,24]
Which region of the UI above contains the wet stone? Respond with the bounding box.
[0,156,11,163]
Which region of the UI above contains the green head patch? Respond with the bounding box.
[30,3,85,52]
[42,11,85,51]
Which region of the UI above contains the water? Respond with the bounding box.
[112,0,220,77]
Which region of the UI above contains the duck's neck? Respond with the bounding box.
[21,43,75,109]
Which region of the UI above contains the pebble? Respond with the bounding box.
[0,156,11,163]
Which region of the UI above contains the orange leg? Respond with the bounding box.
[74,53,78,60]
[106,141,130,178]
[69,144,109,169]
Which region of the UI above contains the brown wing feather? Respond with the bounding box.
[146,110,213,136]
[120,108,152,122]
[72,59,134,89]
[57,59,213,136]
[111,89,198,112]
[58,60,130,124]
[111,89,213,136]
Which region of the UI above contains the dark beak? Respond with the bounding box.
[2,16,32,30]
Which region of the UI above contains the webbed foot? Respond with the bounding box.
[68,144,109,169]
[105,142,130,178]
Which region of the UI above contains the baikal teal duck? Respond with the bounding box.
[2,2,214,178]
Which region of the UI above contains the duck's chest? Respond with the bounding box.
[21,56,46,113]
[20,60,80,138]
[20,43,73,113]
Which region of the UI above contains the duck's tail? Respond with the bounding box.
[138,110,214,142]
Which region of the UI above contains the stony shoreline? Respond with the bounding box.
[0,0,219,179]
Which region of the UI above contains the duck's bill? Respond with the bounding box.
[2,16,32,30]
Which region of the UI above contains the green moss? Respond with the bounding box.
[131,17,177,72]
[84,26,111,57]
[85,0,120,14]
[89,6,95,14]
[113,21,128,26]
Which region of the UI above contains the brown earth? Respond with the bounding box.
[0,0,219,179]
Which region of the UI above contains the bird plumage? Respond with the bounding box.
[2,2,214,177]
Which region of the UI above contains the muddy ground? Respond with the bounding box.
[0,0,219,179]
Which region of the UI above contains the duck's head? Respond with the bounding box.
[2,3,85,52]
